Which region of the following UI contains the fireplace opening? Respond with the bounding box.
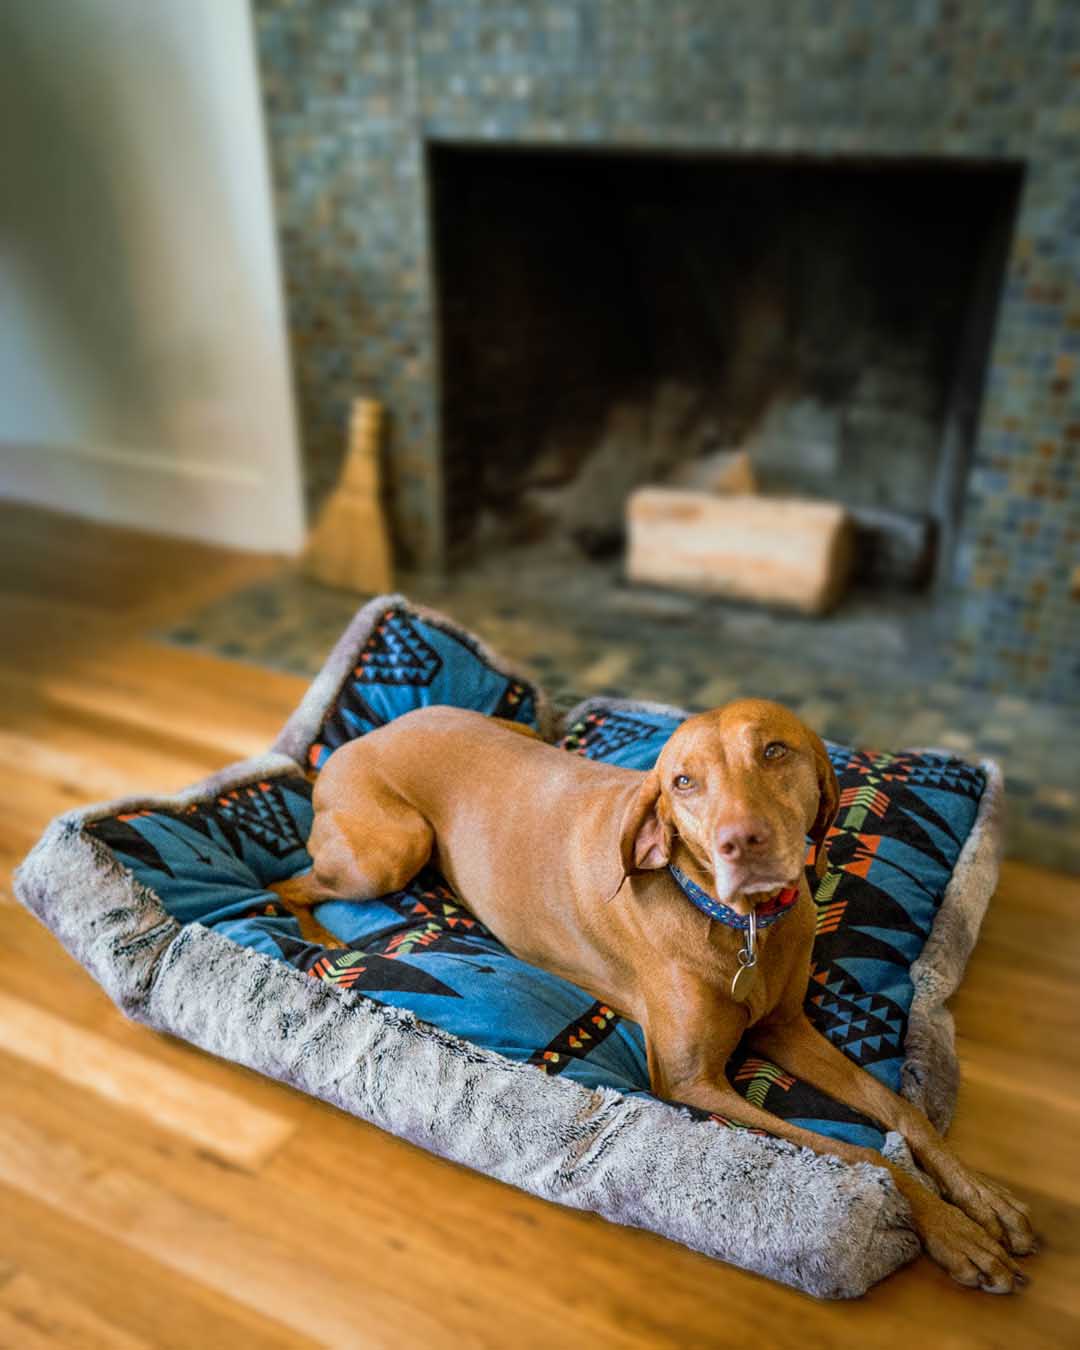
[429,144,1021,594]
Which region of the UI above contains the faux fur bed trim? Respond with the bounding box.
[14,753,918,1299]
[902,757,1005,1131]
[11,753,300,1012]
[147,921,917,1298]
[272,593,555,766]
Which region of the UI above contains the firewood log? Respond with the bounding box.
[626,486,853,614]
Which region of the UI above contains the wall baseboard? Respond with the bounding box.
[0,439,306,554]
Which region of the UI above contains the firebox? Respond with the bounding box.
[430,144,1022,591]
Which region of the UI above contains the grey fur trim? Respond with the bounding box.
[146,922,916,1299]
[16,815,180,1018]
[12,753,301,1011]
[902,758,1005,1131]
[272,593,555,764]
[73,753,303,825]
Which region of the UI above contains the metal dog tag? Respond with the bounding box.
[730,955,758,1004]
[730,908,758,1004]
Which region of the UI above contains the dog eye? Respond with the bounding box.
[763,742,788,761]
[672,774,695,791]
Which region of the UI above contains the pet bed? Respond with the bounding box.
[15,595,1004,1298]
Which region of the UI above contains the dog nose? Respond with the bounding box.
[715,818,773,860]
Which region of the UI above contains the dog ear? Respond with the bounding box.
[618,769,674,876]
[807,731,840,880]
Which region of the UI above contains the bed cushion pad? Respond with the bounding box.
[15,595,1005,1299]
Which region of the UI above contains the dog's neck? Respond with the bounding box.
[667,846,799,932]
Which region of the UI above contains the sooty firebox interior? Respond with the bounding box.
[429,144,1021,588]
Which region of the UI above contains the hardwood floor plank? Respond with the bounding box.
[0,1113,539,1350]
[0,636,302,768]
[0,1050,657,1349]
[0,992,295,1170]
[0,1185,306,1350]
[958,1037,1080,1123]
[0,501,278,631]
[0,723,208,805]
[0,1270,151,1350]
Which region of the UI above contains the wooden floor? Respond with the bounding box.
[0,502,1076,1349]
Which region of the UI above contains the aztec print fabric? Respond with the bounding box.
[86,606,988,1152]
[304,605,536,771]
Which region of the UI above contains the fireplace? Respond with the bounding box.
[430,145,1021,590]
[255,0,1080,700]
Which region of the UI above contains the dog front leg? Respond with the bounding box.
[749,1013,1035,1259]
[643,986,1026,1292]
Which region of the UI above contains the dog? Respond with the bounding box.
[272,700,1035,1291]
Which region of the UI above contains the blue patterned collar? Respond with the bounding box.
[668,865,799,932]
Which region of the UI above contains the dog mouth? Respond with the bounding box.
[715,877,798,916]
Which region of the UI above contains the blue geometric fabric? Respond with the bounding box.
[305,606,537,771]
[88,607,987,1151]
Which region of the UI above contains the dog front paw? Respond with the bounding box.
[921,1201,1028,1293]
[946,1170,1037,1257]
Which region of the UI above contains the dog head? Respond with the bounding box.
[618,699,839,914]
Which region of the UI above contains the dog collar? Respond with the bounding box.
[668,865,799,932]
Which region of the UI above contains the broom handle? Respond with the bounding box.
[342,398,383,494]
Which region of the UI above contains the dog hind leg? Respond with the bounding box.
[267,873,348,948]
[307,801,434,900]
[269,787,434,948]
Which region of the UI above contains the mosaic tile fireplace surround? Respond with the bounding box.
[254,1,1080,701]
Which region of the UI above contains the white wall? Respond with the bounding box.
[0,0,305,553]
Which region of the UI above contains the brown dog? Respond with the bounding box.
[272,700,1035,1291]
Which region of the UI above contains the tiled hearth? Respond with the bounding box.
[254,1,1079,701]
[158,557,1080,872]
